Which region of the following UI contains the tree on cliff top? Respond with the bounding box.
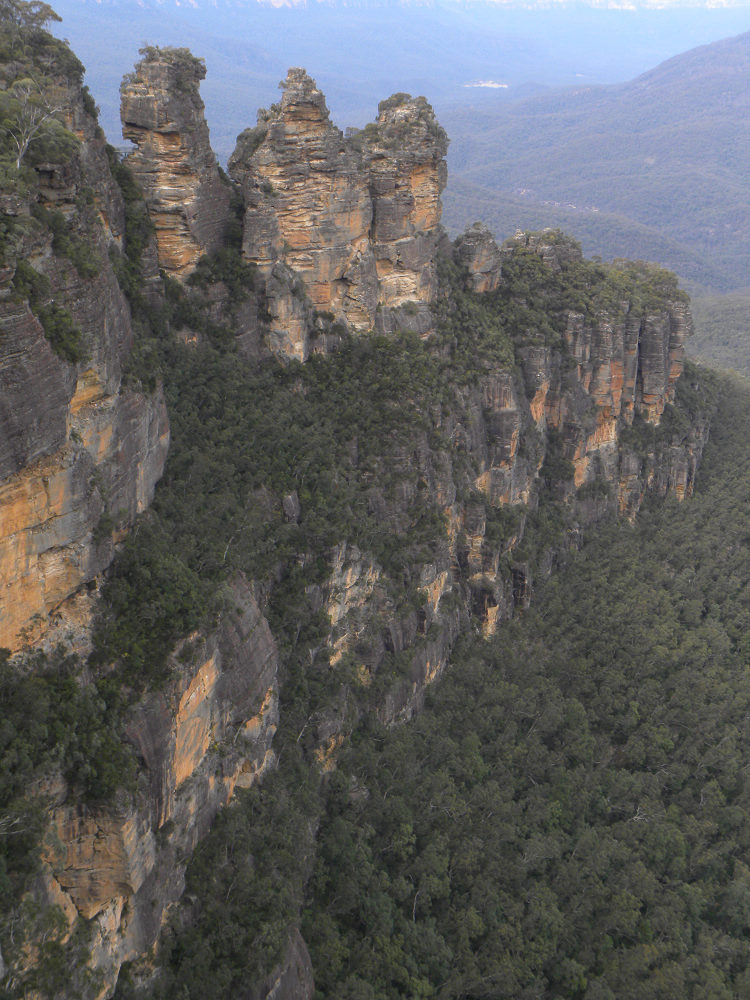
[0,76,64,168]
[0,0,81,172]
[0,0,60,35]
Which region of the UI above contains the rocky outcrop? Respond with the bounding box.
[1,31,711,1000]
[0,71,169,652]
[360,93,448,330]
[228,73,447,359]
[496,231,692,515]
[229,69,376,360]
[121,47,232,280]
[454,222,502,293]
[39,579,279,995]
[244,930,314,1000]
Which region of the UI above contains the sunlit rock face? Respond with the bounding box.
[229,74,447,358]
[39,579,279,996]
[0,73,169,653]
[120,48,232,280]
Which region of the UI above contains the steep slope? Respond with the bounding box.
[0,24,718,1000]
[229,69,447,358]
[301,370,750,1000]
[0,13,169,653]
[120,47,232,279]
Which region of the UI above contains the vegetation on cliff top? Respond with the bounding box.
[145,371,750,1000]
[107,241,715,998]
[0,12,724,996]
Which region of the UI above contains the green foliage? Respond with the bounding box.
[0,3,83,172]
[538,427,575,495]
[186,246,257,305]
[31,203,100,278]
[12,257,87,363]
[91,514,214,688]
[232,122,267,161]
[0,645,134,948]
[150,756,318,999]
[127,46,206,93]
[378,92,412,114]
[434,252,515,372]
[301,371,750,1000]
[112,238,718,998]
[35,302,87,363]
[689,290,750,375]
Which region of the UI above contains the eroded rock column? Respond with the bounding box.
[121,47,232,279]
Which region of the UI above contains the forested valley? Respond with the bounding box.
[138,370,750,1000]
[3,7,750,997]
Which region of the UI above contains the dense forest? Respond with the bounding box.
[125,367,750,1000]
[3,6,750,998]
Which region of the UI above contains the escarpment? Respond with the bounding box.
[0,26,718,1000]
[39,579,279,993]
[0,58,169,653]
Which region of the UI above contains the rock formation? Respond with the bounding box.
[454,222,503,293]
[120,47,232,279]
[504,231,692,511]
[0,32,712,1000]
[40,579,278,992]
[361,92,448,331]
[0,69,169,652]
[229,72,447,359]
[229,69,376,359]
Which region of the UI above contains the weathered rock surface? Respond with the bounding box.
[1,36,711,1000]
[121,48,232,279]
[0,72,169,652]
[503,231,692,513]
[228,73,447,358]
[361,93,448,321]
[229,68,376,360]
[40,579,279,995]
[454,222,502,293]
[246,930,315,1000]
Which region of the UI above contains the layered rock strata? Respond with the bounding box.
[39,580,279,994]
[0,72,169,652]
[120,47,232,279]
[228,72,447,359]
[454,222,503,293]
[360,93,448,332]
[1,36,710,1000]
[504,232,691,512]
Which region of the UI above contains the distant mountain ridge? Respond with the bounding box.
[442,28,750,294]
[50,0,750,162]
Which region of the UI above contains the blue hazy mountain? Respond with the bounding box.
[441,27,750,294]
[52,0,750,160]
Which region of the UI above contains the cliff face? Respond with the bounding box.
[0,68,169,652]
[40,579,278,992]
[361,93,447,333]
[0,34,715,1000]
[458,228,697,515]
[228,72,447,359]
[120,48,232,280]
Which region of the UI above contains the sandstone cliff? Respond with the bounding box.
[0,32,715,1000]
[228,71,447,359]
[0,60,169,653]
[120,47,232,280]
[38,579,278,993]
